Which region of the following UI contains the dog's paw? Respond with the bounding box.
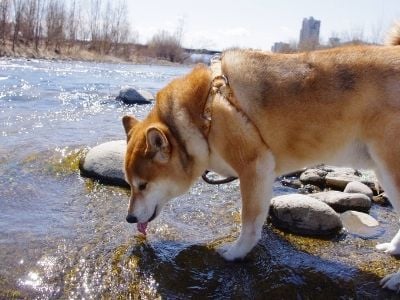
[381,271,400,292]
[376,242,400,255]
[217,242,246,261]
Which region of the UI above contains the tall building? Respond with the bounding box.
[299,17,320,50]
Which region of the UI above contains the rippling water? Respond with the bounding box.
[1,58,400,299]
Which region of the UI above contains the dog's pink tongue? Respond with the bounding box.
[137,222,148,235]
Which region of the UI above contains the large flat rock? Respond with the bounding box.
[270,194,342,236]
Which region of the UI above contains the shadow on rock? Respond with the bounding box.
[127,227,398,299]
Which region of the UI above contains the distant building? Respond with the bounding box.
[271,42,291,53]
[328,37,341,47]
[299,17,320,50]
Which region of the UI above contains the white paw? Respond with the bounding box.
[376,242,400,255]
[217,242,246,261]
[381,272,400,292]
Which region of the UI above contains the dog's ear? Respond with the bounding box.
[122,115,139,136]
[145,126,170,163]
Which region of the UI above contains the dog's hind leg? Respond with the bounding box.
[367,122,400,291]
[375,164,400,291]
[217,151,275,261]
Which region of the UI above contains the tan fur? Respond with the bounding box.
[123,25,400,290]
[386,22,400,46]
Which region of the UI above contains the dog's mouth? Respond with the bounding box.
[137,206,158,235]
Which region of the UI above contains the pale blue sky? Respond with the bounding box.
[128,0,400,50]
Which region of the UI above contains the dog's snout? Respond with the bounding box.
[126,214,138,223]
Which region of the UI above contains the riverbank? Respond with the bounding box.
[0,40,183,65]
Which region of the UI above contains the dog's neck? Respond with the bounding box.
[161,98,210,179]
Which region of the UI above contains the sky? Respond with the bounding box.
[127,0,400,51]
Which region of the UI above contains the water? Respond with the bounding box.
[1,58,400,299]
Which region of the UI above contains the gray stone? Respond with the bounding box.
[344,181,373,199]
[340,210,381,238]
[310,191,371,213]
[270,194,342,236]
[324,168,361,191]
[79,140,128,187]
[116,87,154,104]
[322,166,379,193]
[299,168,327,187]
[298,184,321,194]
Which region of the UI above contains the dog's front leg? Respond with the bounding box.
[218,152,275,261]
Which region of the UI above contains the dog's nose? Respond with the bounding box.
[126,214,138,223]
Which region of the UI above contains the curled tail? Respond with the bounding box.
[386,22,400,46]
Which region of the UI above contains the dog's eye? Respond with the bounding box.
[138,182,147,191]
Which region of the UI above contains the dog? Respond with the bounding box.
[122,23,400,291]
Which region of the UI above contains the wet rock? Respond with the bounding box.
[310,191,371,213]
[324,168,362,191]
[373,193,390,206]
[79,140,128,187]
[340,210,381,238]
[116,87,153,104]
[280,177,302,189]
[270,194,342,236]
[299,168,327,187]
[344,181,373,199]
[323,166,379,193]
[298,184,321,194]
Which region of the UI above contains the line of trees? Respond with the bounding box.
[0,0,135,57]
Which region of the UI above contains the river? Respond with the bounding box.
[0,57,399,299]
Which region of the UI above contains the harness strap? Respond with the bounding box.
[201,170,237,185]
[201,56,232,135]
[201,55,238,185]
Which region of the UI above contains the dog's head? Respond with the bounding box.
[122,65,212,234]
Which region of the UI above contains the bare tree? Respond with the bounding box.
[45,0,65,52]
[12,0,25,51]
[0,0,11,45]
[89,0,101,50]
[20,0,36,41]
[3,0,137,60]
[100,0,111,53]
[66,0,79,43]
[33,0,45,51]
[148,29,183,62]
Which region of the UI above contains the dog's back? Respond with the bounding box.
[220,42,400,174]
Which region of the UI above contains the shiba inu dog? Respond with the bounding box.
[122,24,400,291]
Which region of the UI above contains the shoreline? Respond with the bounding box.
[0,41,187,66]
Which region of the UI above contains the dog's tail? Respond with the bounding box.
[386,22,400,46]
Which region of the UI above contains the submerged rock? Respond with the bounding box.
[310,191,371,213]
[270,194,342,236]
[340,210,381,238]
[116,87,153,104]
[79,140,128,187]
